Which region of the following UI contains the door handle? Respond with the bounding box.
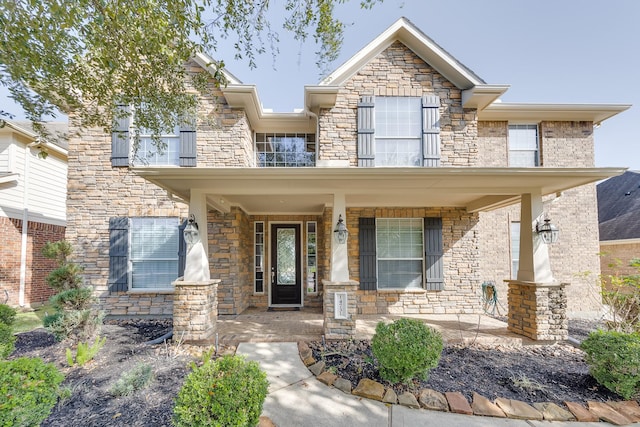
[271,267,275,284]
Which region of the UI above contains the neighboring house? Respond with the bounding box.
[598,170,640,279]
[66,18,629,339]
[0,120,68,307]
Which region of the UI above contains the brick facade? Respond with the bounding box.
[0,216,64,306]
[600,241,640,280]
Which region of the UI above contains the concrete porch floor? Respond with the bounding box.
[216,307,536,346]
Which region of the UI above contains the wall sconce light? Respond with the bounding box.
[536,217,559,244]
[333,214,349,244]
[183,214,199,246]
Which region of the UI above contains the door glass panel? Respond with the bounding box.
[277,228,296,285]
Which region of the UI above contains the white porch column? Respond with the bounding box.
[517,191,554,284]
[330,192,349,282]
[189,189,209,256]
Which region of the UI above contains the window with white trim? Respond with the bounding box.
[510,221,520,279]
[130,217,179,289]
[254,222,265,293]
[376,218,424,289]
[132,124,181,166]
[375,97,422,166]
[508,124,539,167]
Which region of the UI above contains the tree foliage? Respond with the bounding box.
[0,0,381,139]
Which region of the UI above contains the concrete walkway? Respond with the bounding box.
[237,342,639,427]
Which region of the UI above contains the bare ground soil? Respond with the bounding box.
[9,318,618,426]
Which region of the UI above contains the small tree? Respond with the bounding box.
[42,240,103,341]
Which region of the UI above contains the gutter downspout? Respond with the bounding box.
[18,142,37,307]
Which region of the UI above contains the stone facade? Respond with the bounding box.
[323,280,359,339]
[173,280,219,343]
[477,120,603,318]
[0,217,64,306]
[507,281,568,341]
[317,41,477,166]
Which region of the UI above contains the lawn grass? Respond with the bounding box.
[13,303,53,334]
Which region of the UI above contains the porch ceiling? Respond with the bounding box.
[132,167,626,214]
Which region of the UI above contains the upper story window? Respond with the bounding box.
[375,97,422,166]
[508,124,539,167]
[111,105,196,168]
[133,125,181,166]
[357,95,440,167]
[255,133,316,167]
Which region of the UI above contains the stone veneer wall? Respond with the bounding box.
[317,41,477,166]
[0,217,64,306]
[477,121,603,318]
[507,282,568,341]
[66,62,254,317]
[340,207,481,315]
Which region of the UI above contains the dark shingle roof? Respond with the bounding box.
[13,120,69,150]
[597,171,640,240]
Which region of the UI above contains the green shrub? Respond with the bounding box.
[0,304,17,326]
[66,336,106,366]
[50,287,94,311]
[0,357,64,426]
[45,309,104,341]
[0,324,16,359]
[110,363,154,397]
[581,330,640,399]
[173,355,269,427]
[371,318,443,384]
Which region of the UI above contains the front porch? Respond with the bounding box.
[215,307,532,347]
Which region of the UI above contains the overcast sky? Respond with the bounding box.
[2,0,638,170]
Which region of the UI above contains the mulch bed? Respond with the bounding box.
[7,317,623,426]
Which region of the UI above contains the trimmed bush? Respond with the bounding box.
[0,304,17,326]
[581,330,640,399]
[110,363,154,397]
[0,357,64,426]
[50,287,94,311]
[0,324,15,359]
[173,355,269,427]
[44,309,104,342]
[372,318,443,384]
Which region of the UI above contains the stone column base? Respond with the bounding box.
[506,280,568,341]
[172,279,219,344]
[323,280,359,340]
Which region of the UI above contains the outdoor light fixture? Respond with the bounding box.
[333,214,349,244]
[183,214,199,246]
[536,218,559,244]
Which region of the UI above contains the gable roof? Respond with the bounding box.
[597,170,640,241]
[321,17,485,89]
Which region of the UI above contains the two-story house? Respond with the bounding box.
[0,120,68,307]
[66,18,628,340]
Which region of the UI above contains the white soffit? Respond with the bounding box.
[221,85,315,133]
[320,17,485,89]
[478,103,631,125]
[133,167,625,214]
[193,52,243,85]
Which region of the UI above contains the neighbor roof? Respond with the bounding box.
[597,170,640,241]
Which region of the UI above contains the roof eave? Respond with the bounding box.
[478,103,632,125]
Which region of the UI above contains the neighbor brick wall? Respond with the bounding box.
[318,41,478,166]
[0,217,63,307]
[599,241,640,282]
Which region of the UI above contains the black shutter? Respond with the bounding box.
[179,115,197,167]
[424,217,444,290]
[108,217,129,292]
[357,96,375,167]
[422,95,441,167]
[111,105,130,167]
[359,217,377,290]
[178,219,187,277]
